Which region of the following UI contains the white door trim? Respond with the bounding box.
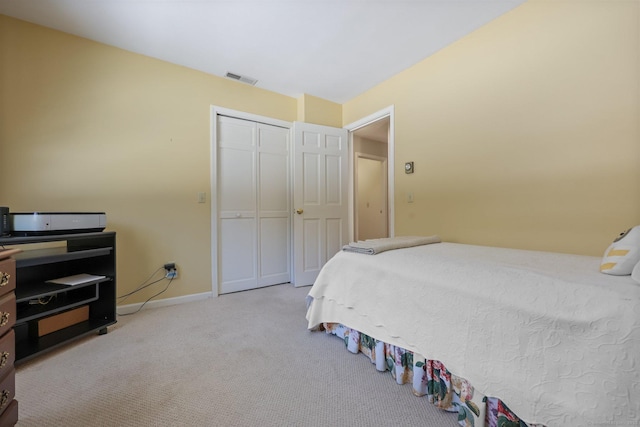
[210,105,292,296]
[344,105,395,240]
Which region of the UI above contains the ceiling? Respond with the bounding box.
[0,0,526,104]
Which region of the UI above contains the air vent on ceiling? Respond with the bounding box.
[225,72,258,86]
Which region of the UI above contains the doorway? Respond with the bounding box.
[347,108,393,241]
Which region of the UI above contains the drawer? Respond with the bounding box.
[0,331,14,382]
[0,260,14,298]
[0,368,14,419]
[0,399,16,427]
[0,295,15,338]
[35,305,89,337]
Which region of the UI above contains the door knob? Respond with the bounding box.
[296,208,304,214]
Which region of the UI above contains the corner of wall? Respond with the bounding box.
[296,95,306,123]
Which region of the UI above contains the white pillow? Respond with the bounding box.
[632,261,640,284]
[600,226,640,275]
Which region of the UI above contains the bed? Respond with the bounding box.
[305,241,640,427]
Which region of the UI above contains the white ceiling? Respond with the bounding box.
[0,0,526,104]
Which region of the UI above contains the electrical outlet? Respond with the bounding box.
[164,262,177,279]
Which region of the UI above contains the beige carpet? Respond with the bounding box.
[16,284,458,427]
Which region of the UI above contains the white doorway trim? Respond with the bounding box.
[210,105,292,296]
[344,105,395,240]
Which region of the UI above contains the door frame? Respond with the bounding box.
[344,105,395,241]
[210,106,292,296]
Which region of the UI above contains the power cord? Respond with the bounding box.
[28,295,56,305]
[117,266,175,316]
[117,267,164,302]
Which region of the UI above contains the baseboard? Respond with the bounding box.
[117,291,214,315]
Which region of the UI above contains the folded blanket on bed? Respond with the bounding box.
[342,235,441,254]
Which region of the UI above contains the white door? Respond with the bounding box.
[292,122,349,286]
[217,116,290,294]
[256,124,291,287]
[356,155,388,241]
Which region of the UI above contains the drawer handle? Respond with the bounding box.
[0,352,9,369]
[0,312,9,327]
[0,272,9,287]
[0,390,8,410]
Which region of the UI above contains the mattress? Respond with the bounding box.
[306,242,640,426]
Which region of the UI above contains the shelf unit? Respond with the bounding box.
[0,232,116,364]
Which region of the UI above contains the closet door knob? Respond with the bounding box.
[295,209,303,215]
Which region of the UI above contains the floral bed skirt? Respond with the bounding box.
[321,323,545,427]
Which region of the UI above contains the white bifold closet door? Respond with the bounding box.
[217,116,290,294]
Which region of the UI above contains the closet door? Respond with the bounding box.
[218,116,258,294]
[218,116,290,294]
[257,124,290,287]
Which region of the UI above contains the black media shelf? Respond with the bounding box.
[0,232,117,364]
[14,318,113,362]
[14,247,112,268]
[15,277,109,303]
[16,282,100,323]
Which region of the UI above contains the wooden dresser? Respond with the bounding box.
[0,253,18,427]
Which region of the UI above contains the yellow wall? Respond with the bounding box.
[343,0,640,256]
[1,0,639,311]
[296,93,342,127]
[0,15,297,303]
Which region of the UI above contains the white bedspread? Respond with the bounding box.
[306,243,640,426]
